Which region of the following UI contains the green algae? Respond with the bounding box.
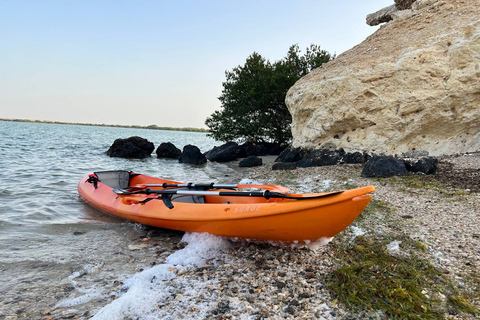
[327,233,479,319]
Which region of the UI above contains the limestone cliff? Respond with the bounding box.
[286,0,480,156]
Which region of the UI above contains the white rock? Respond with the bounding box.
[286,0,480,156]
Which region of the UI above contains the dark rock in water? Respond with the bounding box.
[239,156,262,167]
[275,147,305,163]
[205,142,240,162]
[342,152,368,164]
[272,162,297,171]
[106,136,154,158]
[179,145,207,165]
[405,157,438,174]
[298,149,345,167]
[361,156,408,177]
[156,142,181,159]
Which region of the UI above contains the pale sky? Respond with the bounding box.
[1,0,392,128]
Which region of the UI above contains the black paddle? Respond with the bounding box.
[113,188,343,209]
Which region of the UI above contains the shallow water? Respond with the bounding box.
[0,121,251,318]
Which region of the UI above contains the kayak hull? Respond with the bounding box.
[78,173,375,243]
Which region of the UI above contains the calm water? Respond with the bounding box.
[0,121,252,318]
[0,120,246,228]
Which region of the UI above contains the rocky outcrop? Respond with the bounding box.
[106,136,154,158]
[366,4,397,26]
[395,0,416,10]
[286,0,480,157]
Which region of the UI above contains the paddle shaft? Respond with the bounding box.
[127,182,290,192]
[114,188,343,200]
[138,183,238,189]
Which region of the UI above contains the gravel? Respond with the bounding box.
[6,153,480,319]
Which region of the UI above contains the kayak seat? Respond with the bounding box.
[171,194,206,204]
[95,170,131,190]
[170,188,205,204]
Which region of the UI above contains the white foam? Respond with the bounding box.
[55,288,104,308]
[55,263,106,307]
[307,237,334,251]
[166,232,231,267]
[91,232,231,320]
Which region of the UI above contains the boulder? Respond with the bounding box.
[179,145,207,165]
[206,142,240,162]
[156,142,181,159]
[296,149,344,167]
[361,156,408,178]
[239,156,263,167]
[286,0,480,157]
[239,142,284,157]
[405,156,438,174]
[106,136,154,158]
[342,152,368,164]
[275,147,305,163]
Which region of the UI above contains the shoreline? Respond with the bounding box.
[0,118,209,133]
[4,153,479,319]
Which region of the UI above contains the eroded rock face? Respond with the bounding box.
[286,0,480,156]
[394,0,416,10]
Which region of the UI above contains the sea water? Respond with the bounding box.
[0,120,250,318]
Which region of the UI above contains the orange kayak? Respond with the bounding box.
[78,171,375,243]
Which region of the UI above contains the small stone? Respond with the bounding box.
[175,294,183,301]
[128,244,148,251]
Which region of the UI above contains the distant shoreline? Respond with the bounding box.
[0,118,209,133]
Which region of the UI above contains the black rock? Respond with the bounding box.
[296,158,314,168]
[179,145,207,165]
[342,152,368,164]
[275,147,305,163]
[205,142,240,162]
[239,156,263,167]
[156,142,181,159]
[272,162,297,170]
[241,142,269,157]
[361,156,408,178]
[106,136,154,158]
[239,142,285,157]
[405,157,438,174]
[299,149,344,167]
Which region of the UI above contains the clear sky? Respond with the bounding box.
[1,0,392,128]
